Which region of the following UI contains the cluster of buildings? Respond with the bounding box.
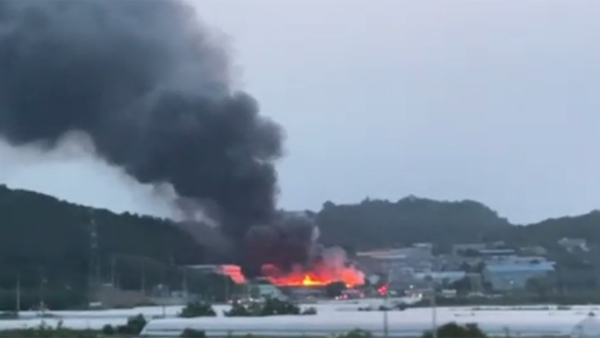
[177,237,591,300]
[95,236,589,308]
[355,240,571,294]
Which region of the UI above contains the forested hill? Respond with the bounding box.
[0,185,207,309]
[2,184,600,266]
[504,211,600,248]
[315,196,600,252]
[315,197,512,251]
[0,184,206,271]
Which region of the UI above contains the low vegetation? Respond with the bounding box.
[334,329,373,338]
[0,321,96,338]
[0,321,499,338]
[101,313,146,336]
[179,301,217,318]
[224,298,316,317]
[357,303,407,311]
[180,328,206,338]
[423,323,487,338]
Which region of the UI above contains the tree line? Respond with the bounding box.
[2,185,600,309]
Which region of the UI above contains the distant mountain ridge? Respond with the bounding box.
[0,184,206,267]
[316,196,600,252]
[1,184,600,264]
[316,196,511,251]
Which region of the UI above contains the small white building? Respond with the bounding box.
[559,238,589,252]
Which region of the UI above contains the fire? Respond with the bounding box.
[302,275,321,286]
[262,264,365,288]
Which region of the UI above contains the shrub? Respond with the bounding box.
[261,298,300,316]
[102,324,115,335]
[180,328,206,338]
[224,302,260,317]
[422,322,487,338]
[0,321,97,338]
[224,298,302,317]
[336,329,373,338]
[115,314,147,335]
[179,301,217,318]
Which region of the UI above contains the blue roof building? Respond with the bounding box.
[483,261,555,291]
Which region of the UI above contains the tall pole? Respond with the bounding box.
[15,274,20,314]
[431,288,437,338]
[39,266,46,313]
[111,255,116,287]
[140,261,146,294]
[225,274,229,303]
[383,268,392,338]
[383,289,389,338]
[182,269,188,299]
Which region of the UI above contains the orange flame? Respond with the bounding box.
[302,275,322,286]
[262,264,365,288]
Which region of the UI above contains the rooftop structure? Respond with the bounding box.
[483,261,555,291]
[185,264,246,284]
[558,237,589,252]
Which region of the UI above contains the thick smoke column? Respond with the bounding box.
[245,212,322,274]
[0,0,309,270]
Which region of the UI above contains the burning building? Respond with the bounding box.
[260,246,365,288]
[243,212,365,288]
[186,264,246,284]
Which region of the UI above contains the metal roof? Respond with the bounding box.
[485,263,555,273]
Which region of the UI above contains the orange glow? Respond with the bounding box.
[261,264,365,288]
[221,265,246,284]
[302,275,321,286]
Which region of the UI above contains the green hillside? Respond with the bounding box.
[0,184,206,309]
[1,185,600,308]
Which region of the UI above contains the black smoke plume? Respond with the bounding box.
[0,0,314,274]
[245,212,322,275]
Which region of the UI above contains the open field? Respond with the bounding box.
[0,299,599,337]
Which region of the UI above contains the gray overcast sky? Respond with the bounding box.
[2,0,600,224]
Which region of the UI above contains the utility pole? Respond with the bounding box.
[15,274,20,314]
[430,287,438,338]
[383,269,393,338]
[96,254,101,286]
[39,266,46,313]
[182,269,188,299]
[383,289,389,338]
[140,261,146,294]
[111,255,116,288]
[224,274,230,303]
